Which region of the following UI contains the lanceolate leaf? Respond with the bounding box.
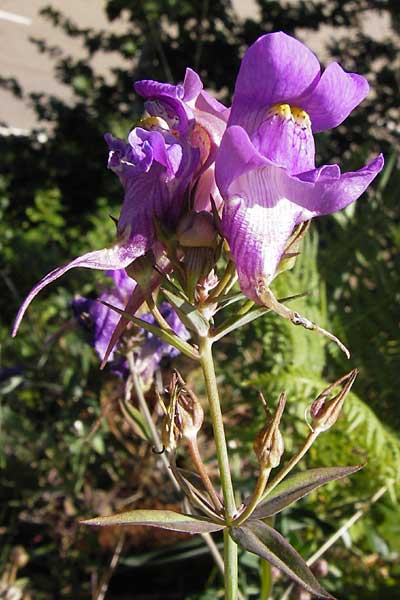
[82,509,224,534]
[254,465,363,519]
[230,520,335,599]
[161,287,210,336]
[212,293,306,342]
[212,306,270,342]
[101,301,200,360]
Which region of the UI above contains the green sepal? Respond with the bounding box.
[254,464,364,518]
[101,301,200,360]
[161,287,210,337]
[230,520,335,599]
[81,509,224,534]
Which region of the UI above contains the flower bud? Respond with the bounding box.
[310,369,358,433]
[254,392,286,471]
[177,211,217,249]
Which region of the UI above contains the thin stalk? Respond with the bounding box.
[199,336,238,600]
[187,437,224,512]
[127,352,173,479]
[126,353,225,576]
[233,469,271,526]
[260,559,272,600]
[280,485,388,600]
[207,261,237,301]
[224,529,239,600]
[306,485,387,566]
[95,534,125,600]
[146,295,176,334]
[237,299,254,316]
[261,430,318,501]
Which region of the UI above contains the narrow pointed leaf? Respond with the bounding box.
[215,291,248,312]
[212,306,270,341]
[101,301,200,360]
[119,398,151,441]
[161,288,210,336]
[230,520,335,599]
[82,509,224,533]
[254,465,363,519]
[212,293,306,342]
[171,467,224,522]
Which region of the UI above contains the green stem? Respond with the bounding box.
[127,352,226,579]
[260,559,272,600]
[261,430,319,501]
[207,261,236,301]
[233,469,271,526]
[199,336,238,600]
[224,529,239,600]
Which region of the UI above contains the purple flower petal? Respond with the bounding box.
[107,269,136,298]
[253,104,315,174]
[110,125,199,256]
[229,32,320,136]
[12,242,142,337]
[301,62,369,132]
[285,154,384,215]
[215,125,269,195]
[181,68,203,101]
[135,72,198,135]
[219,126,384,301]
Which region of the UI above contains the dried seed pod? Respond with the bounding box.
[254,392,286,471]
[310,369,358,433]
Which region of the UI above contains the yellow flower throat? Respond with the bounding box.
[268,103,311,128]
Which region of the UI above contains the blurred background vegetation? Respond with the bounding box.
[1,1,399,598]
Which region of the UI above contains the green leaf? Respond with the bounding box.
[171,467,223,522]
[101,301,200,360]
[215,291,248,311]
[119,398,151,441]
[212,293,306,342]
[254,465,363,518]
[212,306,270,342]
[82,509,224,534]
[161,287,209,336]
[230,520,334,599]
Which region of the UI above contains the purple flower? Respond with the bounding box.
[73,270,189,383]
[135,68,229,211]
[12,111,198,337]
[216,32,384,303]
[72,269,135,362]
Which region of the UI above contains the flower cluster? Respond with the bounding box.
[13,31,383,356]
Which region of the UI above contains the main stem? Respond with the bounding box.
[199,336,238,600]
